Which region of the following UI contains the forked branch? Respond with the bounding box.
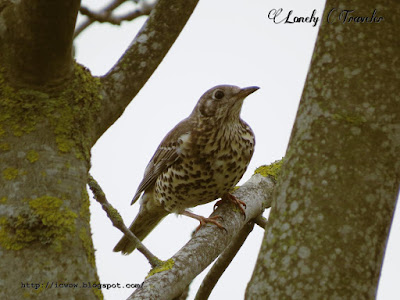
[128,174,274,300]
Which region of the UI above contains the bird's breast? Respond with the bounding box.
[155,122,255,212]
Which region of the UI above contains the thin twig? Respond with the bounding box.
[79,2,154,26]
[254,214,268,229]
[87,174,162,268]
[74,0,126,38]
[194,221,255,300]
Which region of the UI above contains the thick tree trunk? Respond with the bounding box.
[246,1,400,299]
[0,62,103,299]
[0,1,102,299]
[0,0,79,86]
[0,0,199,299]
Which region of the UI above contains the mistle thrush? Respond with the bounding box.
[114,85,258,254]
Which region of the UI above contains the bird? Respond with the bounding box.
[114,84,259,254]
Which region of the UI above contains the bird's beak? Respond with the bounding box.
[237,86,260,98]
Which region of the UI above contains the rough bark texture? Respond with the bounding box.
[0,64,103,299]
[0,1,102,298]
[246,1,400,299]
[97,0,199,140]
[129,174,273,300]
[0,0,199,299]
[194,221,256,300]
[0,0,80,87]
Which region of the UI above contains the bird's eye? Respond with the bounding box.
[212,90,225,100]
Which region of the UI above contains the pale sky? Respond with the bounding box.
[75,1,399,299]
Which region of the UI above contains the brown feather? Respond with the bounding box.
[131,118,194,204]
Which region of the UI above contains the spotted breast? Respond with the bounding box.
[113,84,259,254]
[156,119,255,212]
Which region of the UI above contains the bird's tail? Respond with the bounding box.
[113,203,168,255]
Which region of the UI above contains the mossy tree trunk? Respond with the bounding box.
[246,1,400,299]
[0,0,199,299]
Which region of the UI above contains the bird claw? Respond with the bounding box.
[213,199,223,211]
[195,215,227,233]
[221,193,246,218]
[182,210,227,233]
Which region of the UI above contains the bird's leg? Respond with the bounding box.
[182,210,226,232]
[214,193,246,216]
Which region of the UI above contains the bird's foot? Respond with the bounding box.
[182,210,226,232]
[214,193,246,217]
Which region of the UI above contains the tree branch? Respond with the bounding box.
[194,221,255,300]
[128,174,274,300]
[0,0,80,87]
[95,0,199,141]
[79,2,154,26]
[254,214,268,228]
[87,174,163,268]
[74,0,134,38]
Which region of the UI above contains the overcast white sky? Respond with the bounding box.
[75,1,399,299]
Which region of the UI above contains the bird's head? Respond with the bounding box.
[192,85,259,123]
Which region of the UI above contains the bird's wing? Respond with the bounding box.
[131,118,192,205]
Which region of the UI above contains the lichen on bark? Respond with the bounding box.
[0,63,102,161]
[0,196,77,251]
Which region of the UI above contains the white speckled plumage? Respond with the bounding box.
[114,85,259,254]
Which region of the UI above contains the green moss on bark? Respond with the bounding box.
[26,150,39,163]
[2,167,18,180]
[80,188,91,222]
[254,159,283,183]
[147,258,175,278]
[79,227,96,268]
[78,188,96,267]
[0,196,77,251]
[0,142,10,151]
[0,64,102,161]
